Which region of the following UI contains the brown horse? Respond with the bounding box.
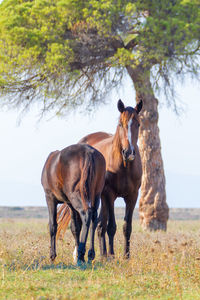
[57,99,143,258]
[41,144,106,264]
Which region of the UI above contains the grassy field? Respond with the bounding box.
[0,218,200,299]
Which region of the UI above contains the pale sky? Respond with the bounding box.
[0,77,199,207]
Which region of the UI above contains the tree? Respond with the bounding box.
[0,0,199,230]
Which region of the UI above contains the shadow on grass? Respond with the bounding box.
[41,261,104,271]
[5,257,105,272]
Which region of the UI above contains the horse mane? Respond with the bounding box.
[112,126,123,164]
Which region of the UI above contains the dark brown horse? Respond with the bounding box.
[41,144,106,264]
[57,99,143,258]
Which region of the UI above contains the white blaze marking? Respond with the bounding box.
[128,119,134,152]
[73,246,77,263]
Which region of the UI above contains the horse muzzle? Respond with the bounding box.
[128,153,135,161]
[122,149,136,162]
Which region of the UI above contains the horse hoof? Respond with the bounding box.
[50,257,56,262]
[88,249,95,262]
[123,253,130,260]
[76,259,87,269]
[50,253,56,261]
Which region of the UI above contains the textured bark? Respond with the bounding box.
[127,66,169,231]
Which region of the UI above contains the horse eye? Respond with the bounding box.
[119,123,122,128]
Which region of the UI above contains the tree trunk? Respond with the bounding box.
[127,66,169,231]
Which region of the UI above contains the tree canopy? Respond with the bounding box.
[0,0,199,115]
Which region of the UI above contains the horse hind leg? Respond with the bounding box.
[77,207,92,264]
[70,208,82,263]
[46,192,58,261]
[88,195,100,262]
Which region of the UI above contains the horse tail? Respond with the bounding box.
[80,151,95,211]
[56,204,71,240]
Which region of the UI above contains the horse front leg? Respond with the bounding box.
[46,193,58,261]
[107,194,117,257]
[77,208,92,264]
[97,195,108,257]
[87,207,98,262]
[88,195,100,262]
[123,193,138,258]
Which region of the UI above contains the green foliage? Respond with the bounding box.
[0,0,199,114]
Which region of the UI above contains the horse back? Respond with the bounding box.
[79,131,112,145]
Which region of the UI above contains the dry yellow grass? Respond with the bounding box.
[0,218,200,299]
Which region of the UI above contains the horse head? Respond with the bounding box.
[117,99,143,164]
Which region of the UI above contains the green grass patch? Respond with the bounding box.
[0,219,200,299]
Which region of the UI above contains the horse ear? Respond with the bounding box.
[135,99,143,114]
[117,99,125,113]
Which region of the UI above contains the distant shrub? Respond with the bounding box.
[10,207,23,211]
